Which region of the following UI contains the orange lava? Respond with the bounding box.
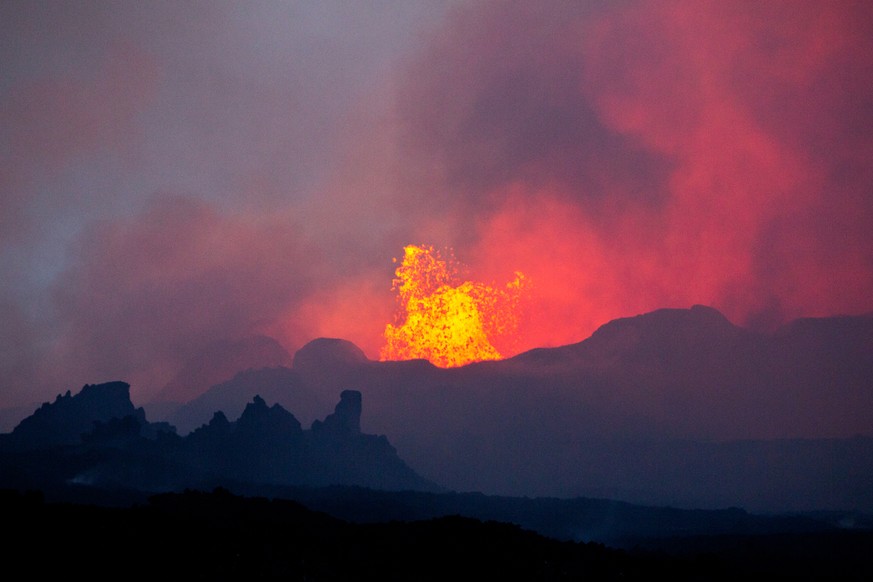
[380,244,526,367]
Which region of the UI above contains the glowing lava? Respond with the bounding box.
[380,244,526,367]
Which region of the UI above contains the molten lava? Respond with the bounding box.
[380,244,526,367]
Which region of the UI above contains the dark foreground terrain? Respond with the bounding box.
[4,487,872,580]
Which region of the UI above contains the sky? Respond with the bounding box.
[2,0,873,409]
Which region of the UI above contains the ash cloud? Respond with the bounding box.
[0,1,446,409]
[388,0,873,349]
[48,195,316,395]
[2,1,873,412]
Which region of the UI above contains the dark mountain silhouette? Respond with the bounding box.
[513,304,747,368]
[2,381,173,450]
[153,305,873,511]
[166,365,331,435]
[293,337,369,370]
[163,338,370,435]
[179,389,433,491]
[4,487,872,579]
[12,487,826,581]
[0,382,438,495]
[3,381,872,578]
[235,484,864,547]
[148,334,293,411]
[0,403,42,434]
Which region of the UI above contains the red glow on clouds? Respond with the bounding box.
[3,1,873,406]
[387,0,873,353]
[467,190,650,352]
[275,0,873,362]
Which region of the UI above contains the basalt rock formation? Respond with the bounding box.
[0,383,439,498]
[3,381,173,450]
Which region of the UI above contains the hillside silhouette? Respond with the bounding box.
[0,487,695,580]
[146,306,873,511]
[0,382,438,495]
[152,335,293,407]
[2,372,872,578]
[4,487,871,580]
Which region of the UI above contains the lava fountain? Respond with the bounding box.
[380,244,527,367]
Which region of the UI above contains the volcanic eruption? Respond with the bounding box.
[380,244,526,367]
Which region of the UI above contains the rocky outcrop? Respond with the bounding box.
[183,395,306,485]
[292,338,368,371]
[180,389,433,491]
[311,389,361,436]
[0,383,439,495]
[3,381,161,449]
[165,366,330,435]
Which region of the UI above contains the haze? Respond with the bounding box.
[2,1,873,413]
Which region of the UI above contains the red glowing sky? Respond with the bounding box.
[1,1,873,408]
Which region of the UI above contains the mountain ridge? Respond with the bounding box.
[5,305,872,511]
[143,305,873,509]
[0,381,438,495]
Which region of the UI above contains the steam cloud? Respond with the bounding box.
[390,0,873,350]
[1,1,872,409]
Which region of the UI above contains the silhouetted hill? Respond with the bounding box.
[227,484,852,547]
[0,384,438,495]
[1,381,173,450]
[166,365,331,434]
[293,337,369,370]
[156,338,365,434]
[513,304,748,368]
[0,403,41,434]
[154,335,293,403]
[179,390,434,491]
[3,378,870,576]
[4,487,871,579]
[159,306,873,511]
[0,488,666,579]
